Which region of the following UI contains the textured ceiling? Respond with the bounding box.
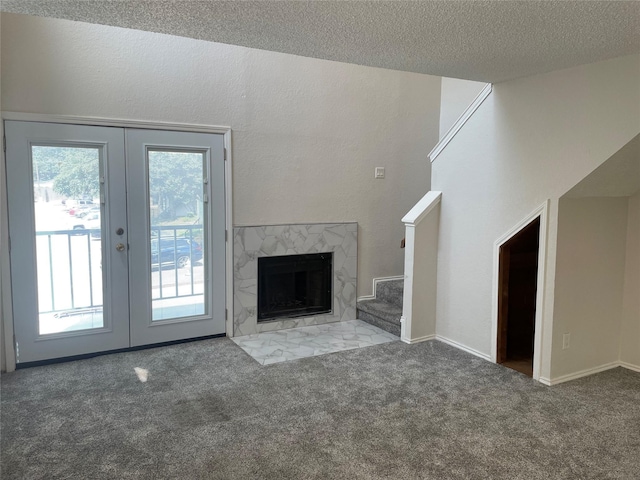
[1,1,639,83]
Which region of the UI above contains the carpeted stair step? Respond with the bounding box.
[375,279,404,309]
[357,298,402,337]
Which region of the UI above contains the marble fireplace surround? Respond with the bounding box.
[233,223,357,336]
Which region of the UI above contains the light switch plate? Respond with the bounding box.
[375,167,385,179]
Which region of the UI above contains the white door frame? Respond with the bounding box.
[0,112,234,372]
[490,200,550,382]
[5,121,133,363]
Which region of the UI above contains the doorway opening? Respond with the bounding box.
[497,216,540,377]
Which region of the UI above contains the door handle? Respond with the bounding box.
[115,243,126,252]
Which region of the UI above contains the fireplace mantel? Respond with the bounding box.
[233,223,357,336]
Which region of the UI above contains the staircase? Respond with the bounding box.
[357,279,403,336]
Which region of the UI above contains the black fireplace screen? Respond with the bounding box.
[257,253,333,321]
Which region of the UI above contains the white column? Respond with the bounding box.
[401,191,441,344]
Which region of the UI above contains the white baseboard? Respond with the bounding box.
[399,335,640,384]
[619,361,640,373]
[398,331,640,385]
[356,295,376,302]
[539,362,621,386]
[401,334,435,345]
[357,275,404,302]
[435,335,492,361]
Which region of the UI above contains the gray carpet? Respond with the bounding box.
[1,338,639,479]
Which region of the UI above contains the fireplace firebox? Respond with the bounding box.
[257,253,333,322]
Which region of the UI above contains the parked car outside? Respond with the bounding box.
[71,212,101,239]
[67,199,95,216]
[75,206,100,218]
[151,238,203,268]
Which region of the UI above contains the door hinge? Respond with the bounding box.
[225,308,228,320]
[224,148,227,161]
[225,230,228,242]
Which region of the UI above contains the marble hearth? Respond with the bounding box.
[233,223,357,336]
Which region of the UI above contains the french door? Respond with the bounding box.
[5,121,226,364]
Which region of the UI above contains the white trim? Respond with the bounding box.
[357,295,376,302]
[0,114,234,362]
[620,361,640,373]
[356,275,404,302]
[223,132,234,337]
[539,362,620,386]
[400,224,416,343]
[0,125,17,372]
[1,112,230,135]
[401,191,442,226]
[435,335,492,361]
[490,200,550,382]
[428,83,492,162]
[399,331,638,385]
[400,333,435,345]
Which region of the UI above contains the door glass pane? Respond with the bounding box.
[32,146,104,334]
[148,150,206,321]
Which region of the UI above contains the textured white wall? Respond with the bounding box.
[620,191,640,368]
[432,54,640,380]
[553,197,628,378]
[439,77,487,137]
[0,13,441,298]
